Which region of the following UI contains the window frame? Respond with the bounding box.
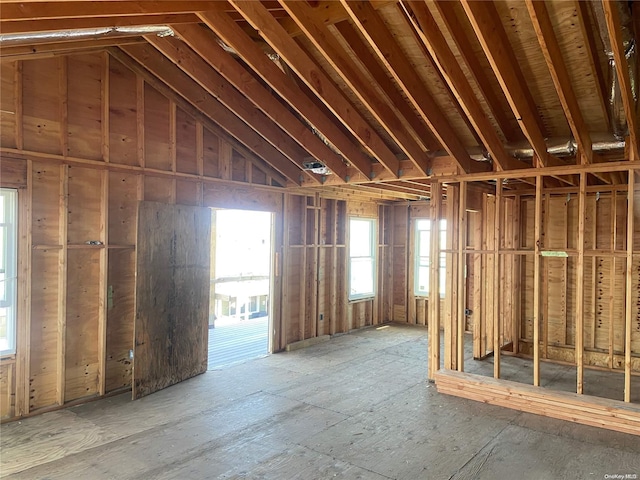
[0,188,18,357]
[413,218,446,298]
[348,216,377,301]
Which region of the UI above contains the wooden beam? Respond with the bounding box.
[116,44,301,185]
[227,0,400,178]
[526,0,593,164]
[624,170,634,402]
[436,160,640,184]
[433,1,520,142]
[171,23,347,182]
[198,10,374,180]
[457,181,466,371]
[461,0,553,167]
[575,1,610,132]
[0,2,225,21]
[428,180,442,381]
[279,0,428,175]
[493,179,502,379]
[333,20,439,153]
[602,1,640,162]
[0,37,146,61]
[278,0,397,38]
[576,172,586,394]
[340,1,474,174]
[402,1,527,172]
[145,35,319,184]
[0,14,198,35]
[533,175,542,386]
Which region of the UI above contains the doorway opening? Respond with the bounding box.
[208,208,272,369]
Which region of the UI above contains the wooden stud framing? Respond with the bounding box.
[136,76,144,168]
[56,164,69,405]
[493,180,502,379]
[97,170,108,396]
[59,56,68,157]
[101,52,110,163]
[457,182,467,371]
[609,191,617,369]
[15,160,33,416]
[13,61,23,151]
[428,181,442,380]
[576,172,586,394]
[624,170,634,402]
[533,176,542,386]
[444,185,459,370]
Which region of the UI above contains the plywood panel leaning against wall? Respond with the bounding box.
[0,52,288,421]
[133,202,211,399]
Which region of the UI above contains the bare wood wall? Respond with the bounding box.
[0,52,394,421]
[0,52,286,421]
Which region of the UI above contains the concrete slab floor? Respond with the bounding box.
[1,324,639,480]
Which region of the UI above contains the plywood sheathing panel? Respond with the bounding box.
[108,171,138,246]
[374,3,478,148]
[67,54,102,160]
[29,249,60,410]
[67,166,102,245]
[22,58,61,155]
[133,202,210,399]
[65,249,101,402]
[544,2,608,133]
[0,363,15,419]
[108,57,138,166]
[175,107,198,175]
[143,83,171,172]
[1,61,18,149]
[105,249,134,393]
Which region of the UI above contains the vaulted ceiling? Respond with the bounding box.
[1,1,638,198]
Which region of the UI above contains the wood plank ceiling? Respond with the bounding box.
[1,0,638,199]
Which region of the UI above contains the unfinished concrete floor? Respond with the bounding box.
[2,324,639,479]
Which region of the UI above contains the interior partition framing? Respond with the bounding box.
[432,166,640,434]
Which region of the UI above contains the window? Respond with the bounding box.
[349,217,376,300]
[0,189,18,356]
[414,219,446,296]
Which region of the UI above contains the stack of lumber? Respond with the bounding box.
[435,370,640,436]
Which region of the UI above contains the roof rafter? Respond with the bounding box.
[279,0,428,175]
[602,0,639,161]
[574,1,610,132]
[526,0,593,165]
[144,34,317,184]
[333,20,439,153]
[401,0,527,172]
[340,0,476,174]
[198,10,375,181]
[119,43,303,185]
[226,0,400,179]
[171,23,348,182]
[460,0,555,167]
[433,1,520,142]
[461,0,577,187]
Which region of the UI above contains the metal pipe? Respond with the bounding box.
[0,26,174,45]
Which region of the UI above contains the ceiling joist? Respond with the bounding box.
[228,0,401,179]
[279,0,428,175]
[340,0,476,174]
[170,23,348,182]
